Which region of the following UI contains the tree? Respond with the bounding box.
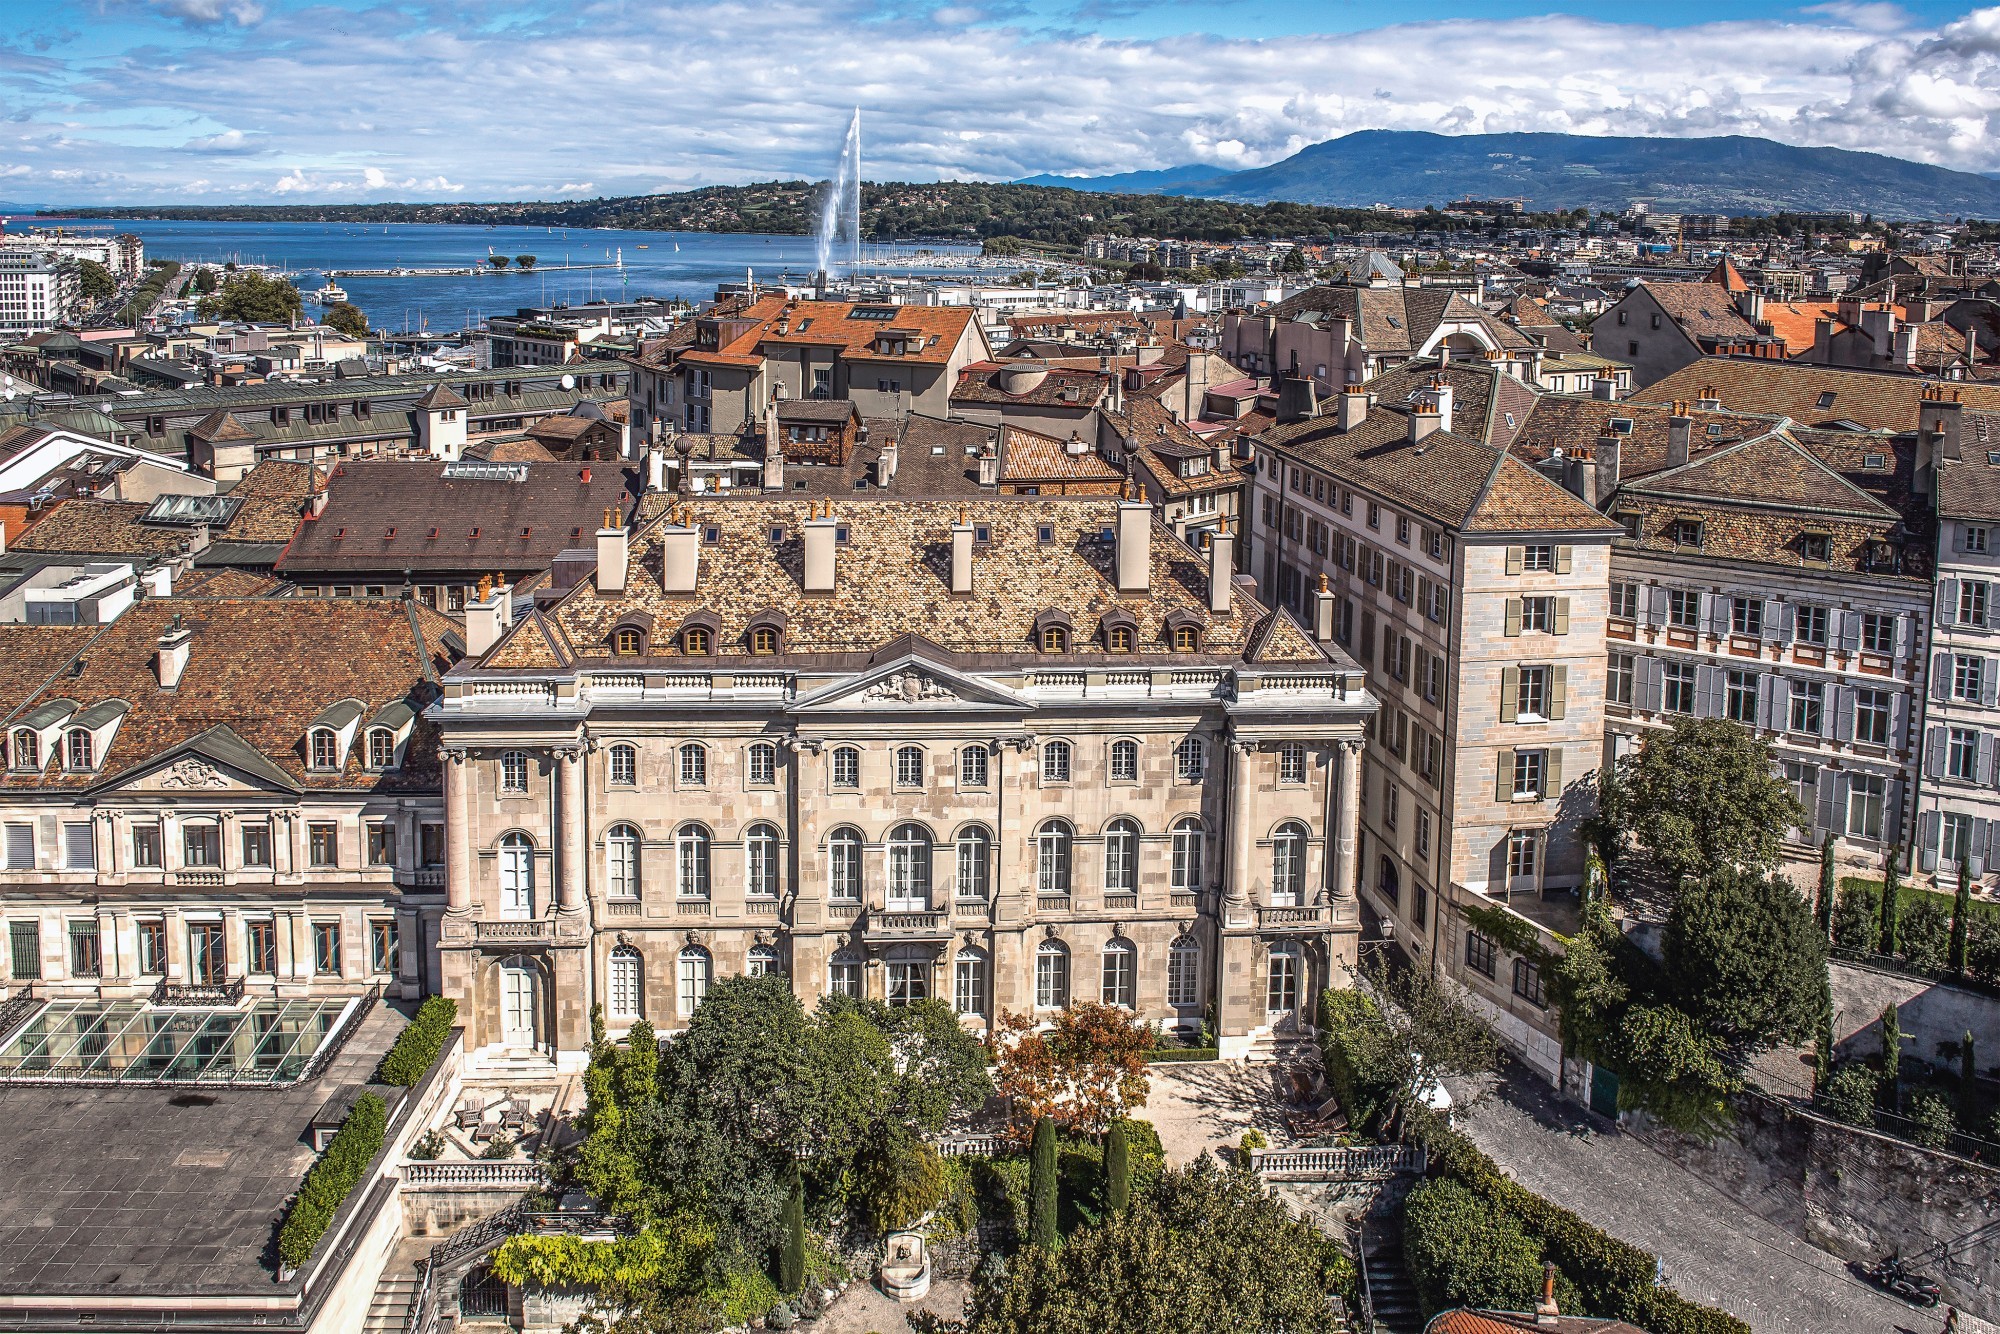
[1902,894,1952,972]
[1663,868,1829,1056]
[995,1002,1152,1137]
[197,270,304,323]
[76,259,115,303]
[1598,717,1803,888]
[1603,1004,1736,1135]
[1817,835,1836,939]
[777,1168,805,1294]
[1280,246,1308,273]
[1961,1031,1979,1126]
[968,1157,1344,1334]
[1103,1121,1130,1215]
[1029,1116,1058,1249]
[1820,1062,1878,1126]
[1951,865,1973,978]
[1402,1178,1550,1318]
[515,254,538,269]
[323,301,370,340]
[1126,262,1164,281]
[1880,851,1902,956]
[193,266,218,294]
[1880,1002,1901,1112]
[1320,951,1498,1134]
[487,255,510,269]
[855,1124,945,1234]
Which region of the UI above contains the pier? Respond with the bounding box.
[326,260,624,280]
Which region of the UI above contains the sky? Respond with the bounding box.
[4,0,2000,203]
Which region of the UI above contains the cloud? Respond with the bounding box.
[17,1,2000,203]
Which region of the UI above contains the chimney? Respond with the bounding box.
[1276,376,1319,425]
[1591,371,1620,401]
[1597,432,1622,499]
[1336,383,1369,432]
[804,500,838,593]
[1920,383,1964,458]
[1535,1262,1561,1326]
[648,444,667,492]
[1568,443,1598,507]
[1211,435,1230,472]
[1694,385,1721,412]
[1065,430,1089,456]
[1861,304,1896,357]
[1312,573,1336,643]
[493,575,513,627]
[877,438,899,487]
[142,564,171,597]
[1735,288,1765,326]
[1430,378,1453,433]
[1407,402,1442,443]
[1813,317,1835,363]
[1667,404,1692,468]
[1115,494,1151,594]
[1894,324,1919,367]
[1207,518,1235,614]
[596,508,628,594]
[950,509,975,595]
[977,448,998,487]
[154,617,193,690]
[763,447,785,491]
[660,507,699,593]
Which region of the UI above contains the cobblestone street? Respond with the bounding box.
[1459,1068,1995,1334]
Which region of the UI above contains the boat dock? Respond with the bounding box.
[326,260,625,279]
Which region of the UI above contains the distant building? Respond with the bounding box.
[0,252,78,339]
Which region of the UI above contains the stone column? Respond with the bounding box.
[1224,738,1254,928]
[1328,740,1360,903]
[444,748,473,912]
[557,746,586,911]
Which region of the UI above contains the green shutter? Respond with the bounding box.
[1550,666,1568,719]
[1505,598,1522,637]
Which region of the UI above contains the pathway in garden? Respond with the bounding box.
[811,1276,971,1333]
[1458,1066,1996,1334]
[1145,1059,1297,1165]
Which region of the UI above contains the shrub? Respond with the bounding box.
[1969,915,2000,987]
[1028,1117,1058,1248]
[1832,883,1877,951]
[1819,1063,1878,1128]
[778,1171,805,1293]
[276,1093,387,1270]
[1402,1178,1549,1316]
[1905,1088,1956,1151]
[1103,1122,1130,1214]
[1317,987,1394,1133]
[1238,1128,1268,1153]
[1901,897,1952,973]
[481,1133,518,1160]
[408,1130,444,1161]
[377,996,458,1086]
[856,1127,946,1234]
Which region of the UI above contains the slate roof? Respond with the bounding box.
[1262,285,1532,355]
[1639,358,2000,432]
[187,409,256,443]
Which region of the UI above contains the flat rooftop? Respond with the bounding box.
[0,998,407,1299]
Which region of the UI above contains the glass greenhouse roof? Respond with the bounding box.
[0,996,357,1085]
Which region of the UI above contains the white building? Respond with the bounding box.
[0,252,78,338]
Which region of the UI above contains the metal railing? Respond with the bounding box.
[298,984,380,1084]
[1349,1219,1376,1334]
[0,984,39,1044]
[403,1202,533,1334]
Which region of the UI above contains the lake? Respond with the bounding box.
[36,219,992,334]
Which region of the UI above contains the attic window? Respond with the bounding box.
[1863,453,1887,470]
[519,526,532,539]
[851,306,898,320]
[974,525,992,544]
[1815,391,1837,409]
[796,318,812,331]
[1669,518,1704,548]
[1038,525,1055,545]
[333,527,347,540]
[770,527,786,543]
[1706,424,1725,438]
[704,526,722,544]
[426,527,439,539]
[469,527,481,539]
[1503,412,1516,429]
[835,526,850,545]
[1801,531,1832,562]
[1608,418,1633,435]
[1989,451,2000,466]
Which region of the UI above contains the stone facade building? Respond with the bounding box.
[432,495,1372,1067]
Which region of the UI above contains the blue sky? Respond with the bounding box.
[4,0,2000,202]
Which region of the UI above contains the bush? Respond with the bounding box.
[856,1127,946,1234]
[408,1130,444,1161]
[1819,1063,1878,1128]
[1402,1178,1553,1316]
[1318,988,1394,1133]
[1832,883,1878,951]
[1969,914,2000,987]
[377,996,458,1086]
[481,1134,518,1160]
[276,1093,387,1270]
[1905,1087,1957,1150]
[1238,1128,1268,1153]
[1901,897,1953,973]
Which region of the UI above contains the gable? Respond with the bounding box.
[789,655,1027,715]
[93,725,303,796]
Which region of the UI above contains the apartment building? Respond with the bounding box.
[431,495,1371,1068]
[1249,360,1619,1080]
[1220,283,1541,392]
[0,252,78,340]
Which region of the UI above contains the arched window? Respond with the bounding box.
[499,750,529,794]
[1101,938,1136,1008]
[1103,818,1140,894]
[367,727,397,769]
[606,824,641,899]
[886,823,932,911]
[65,728,93,771]
[609,946,642,1018]
[954,946,988,1017]
[1272,822,1308,906]
[678,743,708,786]
[1035,940,1070,1009]
[886,945,930,1005]
[1041,624,1069,653]
[747,943,782,978]
[1378,855,1401,910]
[309,727,340,770]
[1170,818,1205,894]
[1173,624,1200,652]
[746,742,777,786]
[831,746,860,788]
[608,744,637,786]
[682,626,711,655]
[1267,940,1302,1015]
[955,826,991,900]
[750,625,779,655]
[1168,935,1201,1007]
[675,824,711,900]
[677,946,711,1016]
[827,827,863,902]
[1037,821,1073,895]
[1041,739,1071,783]
[1109,739,1139,782]
[895,745,925,788]
[828,948,862,999]
[745,823,781,898]
[1174,736,1205,782]
[613,626,644,656]
[499,833,534,916]
[1108,624,1133,652]
[9,729,37,771]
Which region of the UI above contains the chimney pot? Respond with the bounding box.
[598,510,629,594]
[1335,384,1369,433]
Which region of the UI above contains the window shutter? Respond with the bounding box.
[1895,613,1912,658]
[1955,524,1969,554]
[1360,611,1375,663]
[1759,674,1783,731]
[1927,726,1947,777]
[1892,691,1909,748]
[1985,660,1999,710]
[1497,748,1515,802]
[1505,546,1524,576]
[1646,585,1668,628]
[1888,778,1907,847]
[1837,611,1861,653]
[63,823,93,871]
[1940,578,1959,627]
[1640,657,1664,713]
[1696,664,1721,717]
[1554,598,1571,635]
[1972,819,1990,876]
[1705,597,1729,637]
[1775,605,1796,646]
[1980,733,1995,787]
[1555,545,1573,574]
[1816,770,1840,833]
[1544,746,1563,796]
[1920,810,1940,871]
[1833,686,1855,742]
[4,823,32,869]
[1505,598,1523,637]
[1819,689,1836,739]
[1934,651,1953,702]
[1549,666,1568,719]
[1500,667,1520,722]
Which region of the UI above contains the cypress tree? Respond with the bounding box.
[1880,1002,1901,1113]
[1962,1031,1979,1126]
[1104,1121,1131,1215]
[1817,834,1836,939]
[1950,862,1973,978]
[778,1166,806,1294]
[1028,1116,1058,1249]
[1879,849,1901,958]
[1813,1007,1834,1098]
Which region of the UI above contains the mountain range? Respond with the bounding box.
[1019,131,2000,219]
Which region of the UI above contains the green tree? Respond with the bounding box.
[1951,866,1974,977]
[1280,246,1307,272]
[1317,953,1498,1136]
[1833,882,1877,950]
[1961,1031,1979,1126]
[1906,1087,1956,1150]
[1880,851,1902,956]
[1029,1116,1058,1249]
[1817,835,1836,939]
[1880,1002,1901,1111]
[1902,894,1952,972]
[1598,717,1803,888]
[1402,1178,1551,1317]
[193,266,218,294]
[323,301,370,340]
[1820,1062,1878,1126]
[1103,1121,1130,1215]
[1604,1004,1737,1135]
[1663,868,1829,1056]
[198,270,304,323]
[76,259,115,302]
[855,1124,945,1234]
[777,1167,805,1294]
[515,254,538,269]
[487,255,510,269]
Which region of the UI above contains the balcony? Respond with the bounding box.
[473,919,558,945]
[399,867,447,890]
[863,910,950,943]
[171,869,224,888]
[1256,904,1329,932]
[1036,894,1072,914]
[152,977,246,1006]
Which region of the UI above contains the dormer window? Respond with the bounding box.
[10,729,39,771]
[66,729,93,771]
[1668,518,1704,549]
[1173,625,1200,652]
[366,727,397,769]
[682,626,712,656]
[750,626,779,654]
[1109,625,1133,653]
[1801,532,1831,563]
[1041,626,1068,653]
[613,627,644,656]
[309,727,340,770]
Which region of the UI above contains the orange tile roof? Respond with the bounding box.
[677,295,976,371]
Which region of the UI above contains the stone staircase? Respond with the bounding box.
[465,1046,561,1081]
[361,1242,429,1334]
[1360,1225,1422,1334]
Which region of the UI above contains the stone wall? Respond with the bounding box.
[1830,958,2000,1074]
[1637,1093,2000,1319]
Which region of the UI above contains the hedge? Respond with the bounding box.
[377,996,458,1086]
[276,1093,387,1271]
[1420,1123,1749,1334]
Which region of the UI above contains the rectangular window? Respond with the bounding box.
[7,921,38,980]
[959,746,988,787]
[1949,727,1980,780]
[4,823,34,869]
[831,748,860,788]
[131,823,162,869]
[1789,680,1825,735]
[1507,829,1539,881]
[1465,930,1497,978]
[421,824,445,867]
[1968,526,1990,554]
[367,823,396,867]
[1964,582,1990,628]
[247,919,276,975]
[1279,744,1307,785]
[1608,654,1635,706]
[182,823,220,868]
[137,919,165,975]
[1521,545,1554,572]
[1855,688,1891,746]
[1943,812,1975,865]
[1512,958,1546,1008]
[1521,596,1554,633]
[309,823,338,868]
[1724,670,1760,724]
[67,921,100,977]
[63,822,94,871]
[1610,582,1639,620]
[312,922,341,975]
[1847,774,1886,840]
[1795,604,1828,647]
[1518,666,1550,719]
[1730,597,1763,637]
[1415,810,1432,861]
[895,748,925,788]
[1512,750,1546,800]
[1861,613,1896,655]
[1384,782,1399,830]
[1956,655,1985,701]
[241,822,272,867]
[1667,589,1700,629]
[370,919,398,974]
[1663,662,1697,714]
[1785,762,1817,822]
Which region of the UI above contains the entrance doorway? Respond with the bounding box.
[499,959,537,1049]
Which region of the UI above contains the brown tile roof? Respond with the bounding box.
[465,437,560,463]
[492,498,1332,668]
[225,459,325,542]
[413,382,468,410]
[188,408,256,443]
[0,597,453,793]
[1630,431,1897,519]
[1426,1310,1650,1334]
[11,500,189,558]
[1264,285,1533,355]
[170,567,287,598]
[1758,300,1845,357]
[1643,284,1761,343]
[1937,413,2000,520]
[1512,396,1776,481]
[1107,397,1246,501]
[1639,358,2000,431]
[999,425,1122,484]
[951,362,1114,408]
[667,295,978,372]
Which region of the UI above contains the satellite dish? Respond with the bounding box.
[560,373,575,390]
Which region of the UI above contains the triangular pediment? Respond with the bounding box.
[93,725,303,795]
[790,654,1026,714]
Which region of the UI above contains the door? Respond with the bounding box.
[189,922,226,984]
[1589,1064,1621,1119]
[1266,942,1302,1026]
[499,962,536,1049]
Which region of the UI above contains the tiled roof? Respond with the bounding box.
[1425,1310,1649,1334]
[1643,284,1761,343]
[11,500,189,558]
[488,498,1333,668]
[1263,285,1532,355]
[999,425,1122,484]
[413,382,468,410]
[1938,414,2000,520]
[662,295,978,372]
[1638,358,2000,431]
[1106,397,1246,501]
[188,409,255,443]
[951,362,1113,408]
[1627,431,1898,520]
[0,597,453,793]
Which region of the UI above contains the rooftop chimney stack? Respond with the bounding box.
[763,447,785,492]
[464,577,503,657]
[155,617,193,690]
[950,509,975,595]
[977,447,999,487]
[1115,493,1151,594]
[1596,432,1623,504]
[1894,324,1919,368]
[877,439,899,487]
[1430,377,1453,433]
[1336,383,1369,433]
[1667,403,1693,468]
[597,507,628,595]
[648,444,667,493]
[1735,288,1765,327]
[660,507,700,593]
[1408,402,1442,443]
[1535,1262,1561,1326]
[1591,370,1620,401]
[1312,573,1337,643]
[1207,518,1235,614]
[804,501,838,594]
